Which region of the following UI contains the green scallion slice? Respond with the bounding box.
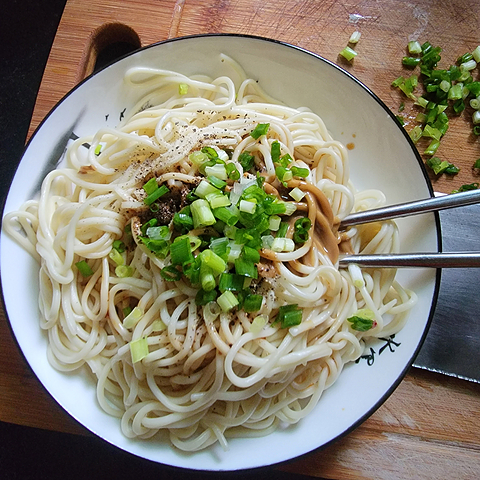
[115,265,134,278]
[130,337,149,363]
[123,306,143,329]
[195,288,218,306]
[243,294,263,313]
[160,265,182,281]
[218,273,245,292]
[277,304,302,328]
[75,260,94,277]
[191,199,216,228]
[339,46,357,61]
[250,123,270,140]
[217,290,239,312]
[145,184,169,205]
[170,237,194,266]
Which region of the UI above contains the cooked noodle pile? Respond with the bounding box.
[4,56,416,452]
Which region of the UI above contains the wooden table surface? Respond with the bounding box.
[2,1,480,478]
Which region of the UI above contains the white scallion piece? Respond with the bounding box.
[250,315,267,334]
[349,31,361,44]
[123,306,143,329]
[130,337,149,363]
[289,187,306,202]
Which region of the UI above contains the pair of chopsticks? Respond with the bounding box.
[338,189,480,268]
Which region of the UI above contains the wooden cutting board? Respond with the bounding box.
[2,1,480,479]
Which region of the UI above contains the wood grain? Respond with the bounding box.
[4,0,480,478]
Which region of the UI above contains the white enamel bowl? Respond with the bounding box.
[0,34,439,471]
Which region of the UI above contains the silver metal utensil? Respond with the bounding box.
[338,252,480,268]
[340,189,480,227]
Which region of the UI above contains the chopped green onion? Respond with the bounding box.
[470,97,480,110]
[115,265,134,278]
[205,164,228,180]
[213,205,239,226]
[195,180,221,199]
[402,56,421,67]
[290,166,309,178]
[271,237,295,252]
[130,337,149,363]
[276,222,289,238]
[415,96,429,108]
[473,111,480,124]
[242,245,260,263]
[173,209,194,231]
[392,76,405,88]
[408,40,422,54]
[199,264,215,292]
[424,139,440,156]
[289,187,306,202]
[179,83,189,95]
[339,46,357,61]
[269,215,281,231]
[472,46,480,63]
[195,288,218,306]
[277,304,302,328]
[271,141,281,163]
[109,248,124,266]
[75,260,94,277]
[250,315,267,334]
[422,124,442,141]
[284,203,297,215]
[239,199,257,214]
[275,166,293,183]
[210,237,230,258]
[160,265,182,281]
[226,163,240,181]
[145,184,169,205]
[410,125,425,143]
[208,175,227,190]
[190,150,209,166]
[238,151,255,171]
[191,199,216,228]
[234,257,258,278]
[448,83,463,100]
[453,99,465,114]
[94,144,102,155]
[207,192,231,209]
[200,249,226,276]
[140,218,158,235]
[123,306,143,329]
[460,59,477,71]
[243,294,263,313]
[113,239,126,252]
[151,319,167,332]
[143,177,158,195]
[170,237,194,266]
[146,225,170,241]
[349,31,361,44]
[250,123,270,140]
[452,183,479,193]
[201,146,220,160]
[347,309,375,331]
[218,273,245,292]
[217,290,239,312]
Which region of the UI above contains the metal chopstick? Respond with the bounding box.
[338,252,480,268]
[340,189,480,227]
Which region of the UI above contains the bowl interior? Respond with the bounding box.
[0,35,438,471]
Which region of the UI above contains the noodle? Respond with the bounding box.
[3,56,416,452]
